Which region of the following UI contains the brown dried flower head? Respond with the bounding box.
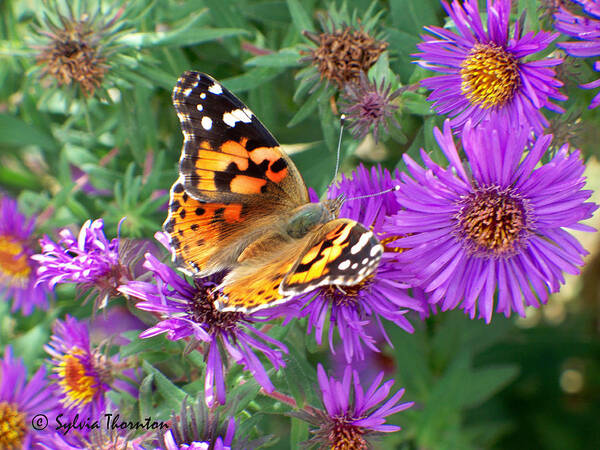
[34,4,123,96]
[302,24,388,88]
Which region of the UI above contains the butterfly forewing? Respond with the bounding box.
[172,71,308,206]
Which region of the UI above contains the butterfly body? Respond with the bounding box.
[165,71,383,313]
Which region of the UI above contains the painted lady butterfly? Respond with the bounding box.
[164,71,382,313]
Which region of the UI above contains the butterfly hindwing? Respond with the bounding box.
[213,219,382,313]
[281,219,383,295]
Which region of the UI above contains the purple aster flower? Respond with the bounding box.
[118,244,288,407]
[555,0,600,108]
[286,165,423,363]
[33,218,133,308]
[45,315,111,416]
[384,119,598,323]
[0,346,57,448]
[296,363,413,448]
[416,0,566,134]
[0,195,48,315]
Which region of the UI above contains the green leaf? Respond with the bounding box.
[389,325,433,398]
[318,101,337,153]
[416,353,471,446]
[287,84,325,127]
[402,91,433,116]
[142,361,187,410]
[459,365,520,409]
[0,114,58,151]
[290,417,309,447]
[138,374,156,419]
[13,324,52,369]
[245,48,302,68]
[119,10,248,48]
[222,67,285,93]
[368,51,391,84]
[390,0,440,35]
[385,28,421,83]
[0,167,43,190]
[286,0,314,33]
[120,334,180,358]
[203,0,246,28]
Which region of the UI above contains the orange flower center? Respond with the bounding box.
[330,420,367,449]
[57,349,98,407]
[0,402,27,449]
[460,43,520,109]
[0,236,31,287]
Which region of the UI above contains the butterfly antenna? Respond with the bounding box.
[345,185,401,202]
[332,114,346,184]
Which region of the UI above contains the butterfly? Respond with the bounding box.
[164,71,383,313]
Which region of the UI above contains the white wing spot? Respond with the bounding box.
[338,259,351,270]
[196,104,203,112]
[183,88,192,97]
[351,262,358,270]
[177,112,189,123]
[370,244,383,257]
[232,108,252,123]
[222,112,237,128]
[351,232,372,255]
[208,83,223,95]
[200,93,206,99]
[201,116,212,130]
[223,109,252,127]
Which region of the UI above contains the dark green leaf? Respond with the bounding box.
[0,114,58,151]
[142,361,187,409]
[245,48,301,68]
[290,417,309,447]
[286,0,314,33]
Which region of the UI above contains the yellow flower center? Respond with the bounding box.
[57,349,98,407]
[460,43,520,109]
[0,402,27,449]
[379,235,406,254]
[0,236,31,287]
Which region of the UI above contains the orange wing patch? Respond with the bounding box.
[248,147,289,183]
[181,138,290,199]
[164,180,247,274]
[217,261,296,313]
[285,222,351,285]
